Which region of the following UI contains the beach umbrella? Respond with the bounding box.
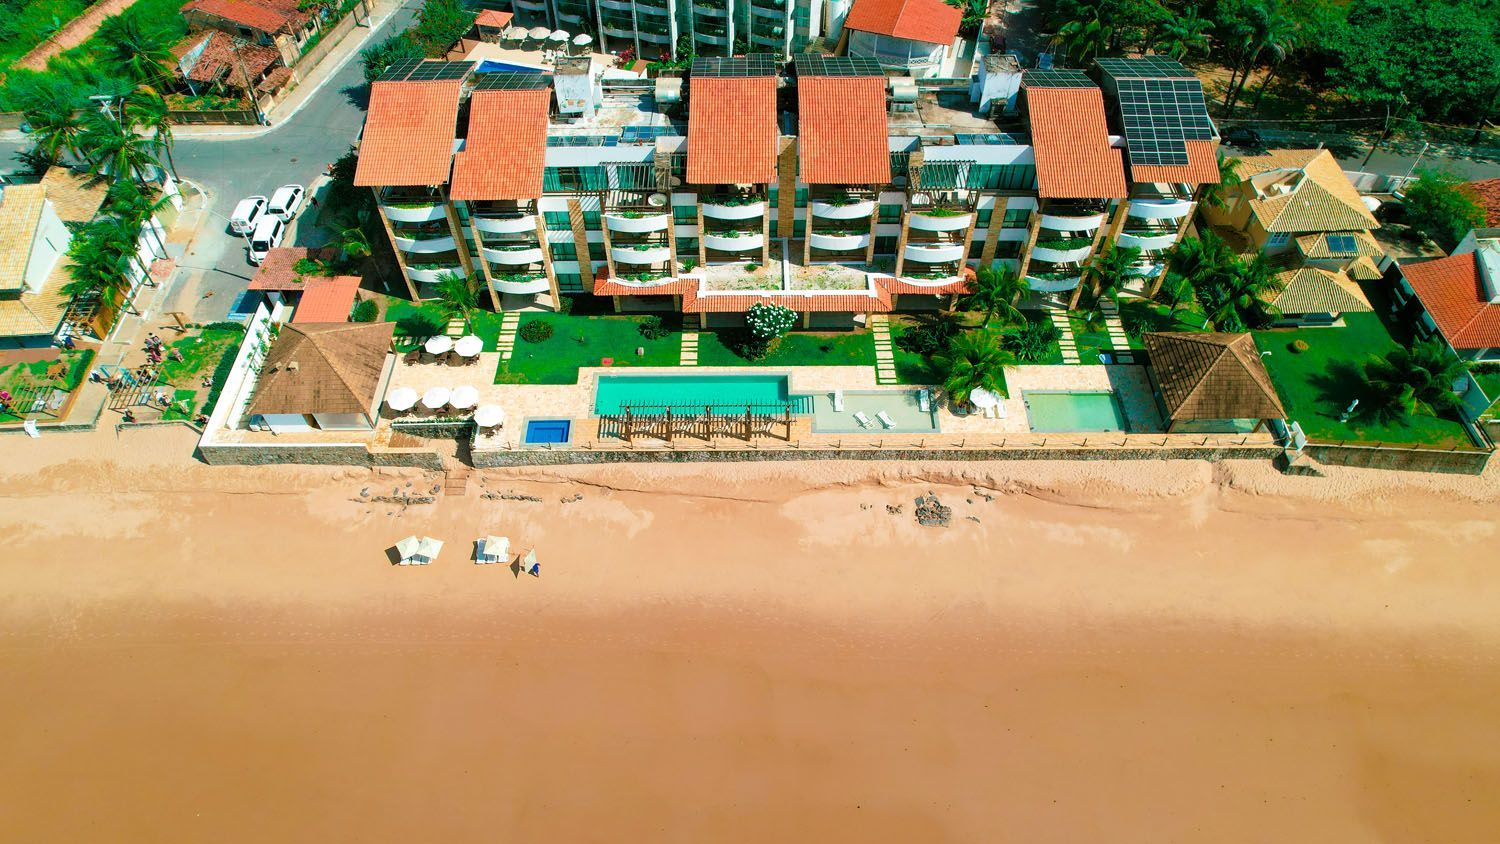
[969,387,1001,409]
[416,536,444,565]
[424,335,454,355]
[450,385,480,410]
[395,535,420,565]
[453,335,483,357]
[520,547,538,575]
[386,387,418,411]
[421,386,452,410]
[473,404,505,428]
[572,33,592,46]
[549,30,569,44]
[528,26,550,40]
[478,535,510,565]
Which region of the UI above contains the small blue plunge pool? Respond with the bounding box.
[523,418,572,445]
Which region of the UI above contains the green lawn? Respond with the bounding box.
[1252,313,1474,448]
[888,320,942,384]
[0,348,95,421]
[1118,298,1210,350]
[2,0,189,110]
[157,326,242,388]
[0,0,97,66]
[384,301,508,352]
[695,330,875,368]
[498,313,680,384]
[1069,314,1114,365]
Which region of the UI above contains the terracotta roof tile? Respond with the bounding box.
[1235,149,1378,234]
[247,247,340,290]
[450,89,550,201]
[684,288,895,313]
[843,0,961,46]
[474,9,513,28]
[1466,178,1500,227]
[248,322,395,417]
[1128,140,1222,186]
[797,77,890,185]
[291,276,361,323]
[354,80,463,187]
[688,77,778,185]
[1024,86,1127,199]
[181,0,305,34]
[1401,251,1500,349]
[172,31,279,88]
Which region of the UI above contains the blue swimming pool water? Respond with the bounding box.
[475,60,546,74]
[524,419,571,444]
[594,374,804,414]
[1023,391,1127,433]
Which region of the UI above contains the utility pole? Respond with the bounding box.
[1360,94,1408,170]
[228,37,269,126]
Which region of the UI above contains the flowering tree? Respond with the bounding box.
[746,301,797,340]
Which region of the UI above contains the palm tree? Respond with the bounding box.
[1200,156,1244,212]
[1153,7,1209,60]
[1051,15,1114,65]
[78,109,165,185]
[1361,341,1468,420]
[96,14,177,88]
[933,328,1015,409]
[122,87,179,181]
[62,222,141,315]
[1201,253,1285,331]
[1090,243,1143,299]
[964,265,1027,328]
[1225,0,1299,113]
[23,98,86,165]
[105,180,173,256]
[339,226,373,261]
[434,270,482,331]
[1168,231,1234,292]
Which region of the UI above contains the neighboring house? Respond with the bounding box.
[1142,332,1287,433]
[509,0,827,59]
[0,184,73,349]
[179,0,340,70]
[246,321,397,432]
[1268,266,1373,327]
[840,0,963,78]
[1390,229,1500,361]
[1467,178,1500,227]
[171,30,289,101]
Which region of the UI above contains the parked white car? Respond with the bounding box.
[229,195,268,235]
[267,184,306,221]
[248,215,286,265]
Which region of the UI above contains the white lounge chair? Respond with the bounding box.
[877,410,897,429]
[832,390,845,412]
[917,389,931,412]
[853,410,873,428]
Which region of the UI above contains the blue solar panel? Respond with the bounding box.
[1325,234,1358,254]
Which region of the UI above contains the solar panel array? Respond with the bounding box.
[472,72,551,91]
[1115,78,1214,167]
[378,59,475,83]
[691,54,780,77]
[792,55,882,77]
[620,125,682,143]
[546,134,620,147]
[955,132,1030,145]
[1096,56,1194,79]
[1021,69,1094,89]
[1325,234,1358,255]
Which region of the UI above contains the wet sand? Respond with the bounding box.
[2,427,1499,841]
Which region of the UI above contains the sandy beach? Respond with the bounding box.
[2,426,1499,842]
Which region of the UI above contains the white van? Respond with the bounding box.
[230,195,268,235]
[248,215,286,265]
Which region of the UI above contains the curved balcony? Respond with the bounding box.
[393,233,456,253]
[600,0,632,8]
[557,9,585,24]
[1039,211,1106,232]
[513,0,545,9]
[1030,241,1095,263]
[1128,198,1193,220]
[908,211,973,232]
[484,246,545,265]
[1134,263,1166,279]
[809,232,871,251]
[1025,272,1084,292]
[701,200,764,220]
[639,30,672,44]
[811,199,876,220]
[473,214,537,234]
[604,212,670,233]
[491,275,551,295]
[693,3,727,16]
[611,244,673,263]
[694,31,729,46]
[750,32,784,47]
[406,264,461,283]
[703,232,765,252]
[381,203,444,223]
[904,242,965,263]
[608,274,679,289]
[899,275,963,288]
[602,24,635,39]
[1116,230,1180,250]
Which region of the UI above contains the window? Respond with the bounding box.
[794,188,808,206]
[676,237,698,255]
[1267,232,1291,248]
[673,205,697,223]
[975,209,993,227]
[551,242,576,261]
[993,240,1021,259]
[793,221,806,237]
[967,164,1036,191]
[555,272,584,293]
[1002,208,1031,227]
[874,236,898,255]
[544,211,572,231]
[542,166,607,192]
[879,204,902,223]
[582,211,601,229]
[969,240,986,259]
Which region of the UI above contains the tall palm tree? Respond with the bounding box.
[1201,253,1285,331]
[1087,243,1143,302]
[434,270,482,331]
[1225,0,1299,113]
[62,222,141,315]
[964,265,1027,328]
[1361,341,1468,421]
[933,328,1015,409]
[105,180,174,256]
[96,14,177,88]
[339,226,373,261]
[23,98,86,165]
[1199,156,1244,212]
[78,109,165,185]
[1168,231,1234,292]
[122,87,179,181]
[1153,7,1210,60]
[1051,15,1114,65]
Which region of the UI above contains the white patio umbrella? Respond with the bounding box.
[528,26,550,40]
[385,386,418,411]
[969,387,1001,409]
[477,535,510,565]
[503,26,528,42]
[424,335,453,355]
[421,386,452,410]
[394,535,421,565]
[453,335,483,357]
[549,29,569,44]
[415,536,444,565]
[450,385,480,410]
[572,33,592,46]
[473,404,505,428]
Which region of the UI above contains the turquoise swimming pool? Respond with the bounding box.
[1023,391,1127,433]
[593,374,809,414]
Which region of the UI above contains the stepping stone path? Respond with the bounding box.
[870,314,898,384]
[1049,309,1081,364]
[680,331,699,366]
[497,312,521,362]
[445,318,465,338]
[1097,299,1135,364]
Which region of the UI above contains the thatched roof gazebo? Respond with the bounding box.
[1142,332,1286,432]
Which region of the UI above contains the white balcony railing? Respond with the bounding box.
[1030,241,1095,263]
[484,246,545,265]
[491,275,552,295]
[382,203,445,223]
[701,200,765,220]
[611,244,673,263]
[1116,230,1180,250]
[473,214,537,234]
[1127,198,1193,220]
[393,233,456,253]
[811,199,876,220]
[703,232,765,251]
[809,232,871,250]
[1025,273,1084,292]
[1039,211,1107,232]
[908,211,972,232]
[406,264,461,283]
[904,242,965,263]
[604,212,670,233]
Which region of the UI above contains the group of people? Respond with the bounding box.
[143,334,183,367]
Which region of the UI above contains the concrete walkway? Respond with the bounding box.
[1097,298,1135,364]
[1048,308,1080,364]
[497,312,521,362]
[870,314,898,384]
[680,331,699,366]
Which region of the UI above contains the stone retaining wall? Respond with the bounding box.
[199,443,443,469]
[469,445,1283,468]
[1304,442,1493,476]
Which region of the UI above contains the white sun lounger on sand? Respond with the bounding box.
[832,390,844,412]
[877,410,897,429]
[853,411,873,428]
[477,535,510,565]
[917,389,931,412]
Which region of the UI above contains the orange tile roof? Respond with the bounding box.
[1467,179,1500,227]
[685,288,895,313]
[354,80,463,187]
[797,77,890,185]
[843,0,961,46]
[247,247,340,290]
[688,77,779,185]
[474,9,513,28]
[291,276,361,323]
[1129,140,1222,186]
[1401,252,1500,349]
[1024,86,1127,199]
[450,89,550,200]
[181,0,305,34]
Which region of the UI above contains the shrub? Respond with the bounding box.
[1001,319,1059,362]
[556,294,574,315]
[519,319,553,343]
[1289,339,1309,353]
[200,321,248,333]
[638,314,671,340]
[727,330,775,360]
[351,299,379,322]
[894,312,963,357]
[1473,361,1500,375]
[745,301,796,340]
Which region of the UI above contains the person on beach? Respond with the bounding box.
[529,562,540,577]
[169,348,184,363]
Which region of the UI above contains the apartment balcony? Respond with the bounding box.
[694,30,729,45]
[750,31,783,47]
[701,199,765,220]
[908,210,973,232]
[904,242,965,263]
[605,212,670,233]
[603,24,636,39]
[1038,210,1106,232]
[639,29,672,44]
[1030,237,1095,263]
[381,202,445,223]
[1127,198,1194,220]
[392,232,456,253]
[611,244,673,263]
[484,245,545,265]
[599,0,633,10]
[513,0,546,10]
[636,0,671,10]
[556,9,585,23]
[473,213,537,234]
[692,2,728,16]
[1025,268,1084,292]
[491,274,552,295]
[406,263,461,283]
[809,232,871,251]
[703,231,765,251]
[1116,229,1180,250]
[811,199,876,220]
[751,4,784,19]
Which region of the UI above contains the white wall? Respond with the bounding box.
[24,200,69,293]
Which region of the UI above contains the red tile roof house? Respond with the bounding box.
[179,0,366,71]
[840,0,964,78]
[1392,229,1500,362]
